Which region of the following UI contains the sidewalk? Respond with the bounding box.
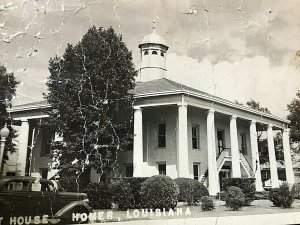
[88,211,300,225]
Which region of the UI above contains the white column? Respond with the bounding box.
[230,115,241,177]
[17,119,30,176]
[250,121,264,191]
[133,107,143,177]
[207,109,219,195]
[177,103,189,177]
[267,124,279,188]
[282,128,295,185]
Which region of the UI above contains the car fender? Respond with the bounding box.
[54,201,92,219]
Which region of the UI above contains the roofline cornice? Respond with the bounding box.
[134,90,290,124]
[9,90,289,124]
[8,102,51,113]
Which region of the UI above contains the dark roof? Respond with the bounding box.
[133,78,212,96]
[133,78,227,103]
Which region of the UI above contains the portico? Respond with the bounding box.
[132,81,294,195]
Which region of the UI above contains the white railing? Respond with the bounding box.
[239,152,253,177]
[217,148,231,172]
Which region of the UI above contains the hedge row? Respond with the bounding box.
[83,176,209,210]
[83,177,148,209]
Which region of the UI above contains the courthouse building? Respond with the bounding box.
[4,29,295,195]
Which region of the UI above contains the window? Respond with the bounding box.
[40,129,51,157]
[6,172,16,176]
[192,124,200,149]
[158,163,166,175]
[160,52,164,57]
[152,50,158,55]
[193,163,200,181]
[3,181,30,191]
[144,50,148,55]
[241,133,247,154]
[158,123,166,148]
[125,163,133,177]
[217,130,225,155]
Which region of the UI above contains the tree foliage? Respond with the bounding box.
[246,99,271,114]
[45,26,137,179]
[0,65,19,161]
[287,91,300,144]
[258,133,284,165]
[246,99,284,164]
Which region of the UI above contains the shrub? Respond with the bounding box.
[224,186,245,211]
[140,175,179,209]
[83,182,111,209]
[217,191,226,201]
[174,178,209,205]
[222,178,255,205]
[268,188,281,207]
[292,183,300,199]
[109,179,133,210]
[269,183,295,208]
[122,177,148,208]
[201,196,215,211]
[255,191,269,200]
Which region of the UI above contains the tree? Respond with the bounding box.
[45,26,137,183]
[0,65,19,162]
[246,99,271,114]
[246,99,284,164]
[287,91,300,144]
[258,133,284,165]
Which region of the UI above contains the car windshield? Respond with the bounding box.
[1,179,55,192]
[3,181,30,191]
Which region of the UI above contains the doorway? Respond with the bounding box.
[219,169,231,190]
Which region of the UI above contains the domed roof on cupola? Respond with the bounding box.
[139,28,168,49]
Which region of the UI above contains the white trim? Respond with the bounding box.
[134,89,289,124]
[135,101,286,129]
[8,103,50,112]
[136,102,176,108]
[14,115,50,120]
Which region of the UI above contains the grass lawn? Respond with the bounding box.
[91,199,300,223]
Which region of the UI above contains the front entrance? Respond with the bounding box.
[219,169,231,190]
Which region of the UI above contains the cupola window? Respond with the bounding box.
[152,50,158,55]
[160,52,164,57]
[144,50,149,55]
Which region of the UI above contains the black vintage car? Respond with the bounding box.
[0,176,92,224]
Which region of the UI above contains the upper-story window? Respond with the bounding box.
[161,52,164,57]
[158,123,166,148]
[192,124,200,149]
[144,50,149,55]
[240,133,247,154]
[152,50,158,55]
[41,129,51,157]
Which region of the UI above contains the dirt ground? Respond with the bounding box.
[91,199,300,223]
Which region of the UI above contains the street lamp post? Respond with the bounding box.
[0,123,10,176]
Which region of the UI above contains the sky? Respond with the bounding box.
[0,0,300,117]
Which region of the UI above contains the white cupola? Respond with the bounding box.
[138,27,169,82]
